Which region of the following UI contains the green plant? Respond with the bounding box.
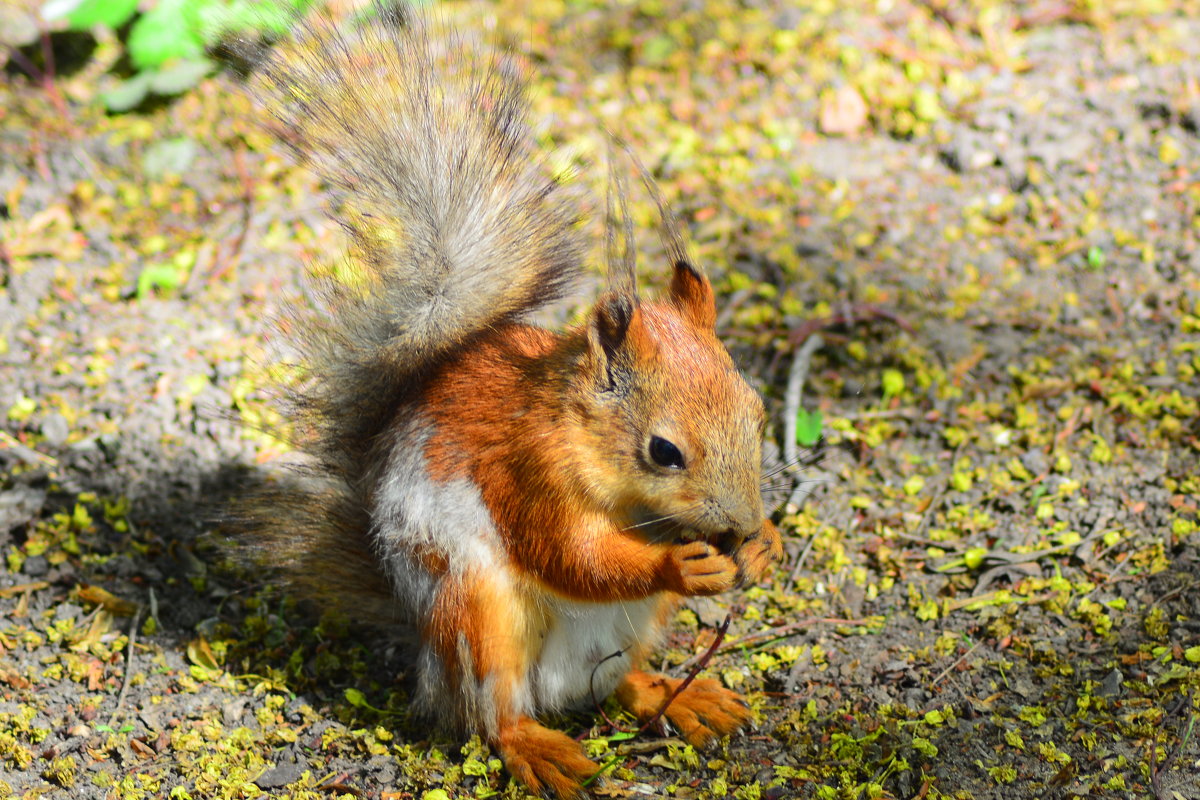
[42,0,314,111]
[795,408,823,447]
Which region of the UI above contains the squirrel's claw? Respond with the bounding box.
[666,540,738,596]
[733,519,784,587]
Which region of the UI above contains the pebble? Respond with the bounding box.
[40,412,70,446]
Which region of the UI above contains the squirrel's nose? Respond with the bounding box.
[724,499,763,541]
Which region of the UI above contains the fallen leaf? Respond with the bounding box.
[76,584,137,616]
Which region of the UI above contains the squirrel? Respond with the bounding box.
[232,4,784,798]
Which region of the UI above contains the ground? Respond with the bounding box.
[1,1,1199,798]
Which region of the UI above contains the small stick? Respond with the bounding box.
[588,649,628,733]
[639,613,732,736]
[108,608,142,728]
[784,533,817,592]
[582,613,732,788]
[782,334,824,510]
[0,431,58,465]
[1150,690,1195,799]
[782,334,823,470]
[719,616,866,655]
[930,639,982,687]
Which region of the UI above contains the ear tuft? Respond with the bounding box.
[591,291,637,358]
[587,291,639,391]
[669,259,716,330]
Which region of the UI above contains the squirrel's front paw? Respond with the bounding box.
[496,717,598,799]
[667,541,738,596]
[733,519,784,586]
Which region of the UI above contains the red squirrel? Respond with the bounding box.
[234,5,783,797]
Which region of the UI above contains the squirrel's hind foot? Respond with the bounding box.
[496,716,599,799]
[615,670,752,748]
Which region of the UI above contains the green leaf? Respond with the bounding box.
[963,547,988,570]
[912,88,942,122]
[881,368,905,399]
[641,35,676,65]
[101,71,153,112]
[344,687,368,708]
[149,58,213,95]
[127,0,205,69]
[795,408,823,447]
[43,0,136,29]
[137,263,186,299]
[193,0,315,43]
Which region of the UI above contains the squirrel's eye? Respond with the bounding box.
[648,436,685,470]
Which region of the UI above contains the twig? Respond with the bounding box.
[782,334,824,509]
[208,147,256,285]
[836,408,921,420]
[930,639,981,687]
[1150,690,1195,800]
[108,608,143,728]
[782,334,823,468]
[786,304,913,347]
[38,29,68,117]
[785,533,817,592]
[714,287,755,331]
[582,613,732,788]
[718,616,867,656]
[1150,579,1199,609]
[0,430,58,466]
[588,649,629,732]
[643,613,732,733]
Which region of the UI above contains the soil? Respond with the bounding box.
[1,2,1198,799]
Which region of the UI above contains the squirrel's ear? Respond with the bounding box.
[587,291,640,389]
[668,259,716,330]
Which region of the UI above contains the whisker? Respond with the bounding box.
[760,448,826,481]
[761,472,829,489]
[619,503,704,532]
[759,480,829,495]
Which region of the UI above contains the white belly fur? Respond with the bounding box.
[530,595,665,713]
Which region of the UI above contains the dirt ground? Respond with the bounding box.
[2,1,1199,798]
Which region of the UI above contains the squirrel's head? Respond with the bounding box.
[570,259,766,547]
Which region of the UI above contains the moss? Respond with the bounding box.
[41,755,78,788]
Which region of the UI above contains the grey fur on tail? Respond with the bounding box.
[227,5,584,619]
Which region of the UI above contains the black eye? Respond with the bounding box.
[648,436,685,469]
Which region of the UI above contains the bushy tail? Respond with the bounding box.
[229,5,584,619]
[260,3,582,470]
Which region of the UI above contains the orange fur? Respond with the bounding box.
[735,520,785,586]
[497,717,598,799]
[409,295,773,796]
[615,671,752,747]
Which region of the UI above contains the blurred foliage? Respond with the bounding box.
[33,0,313,111]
